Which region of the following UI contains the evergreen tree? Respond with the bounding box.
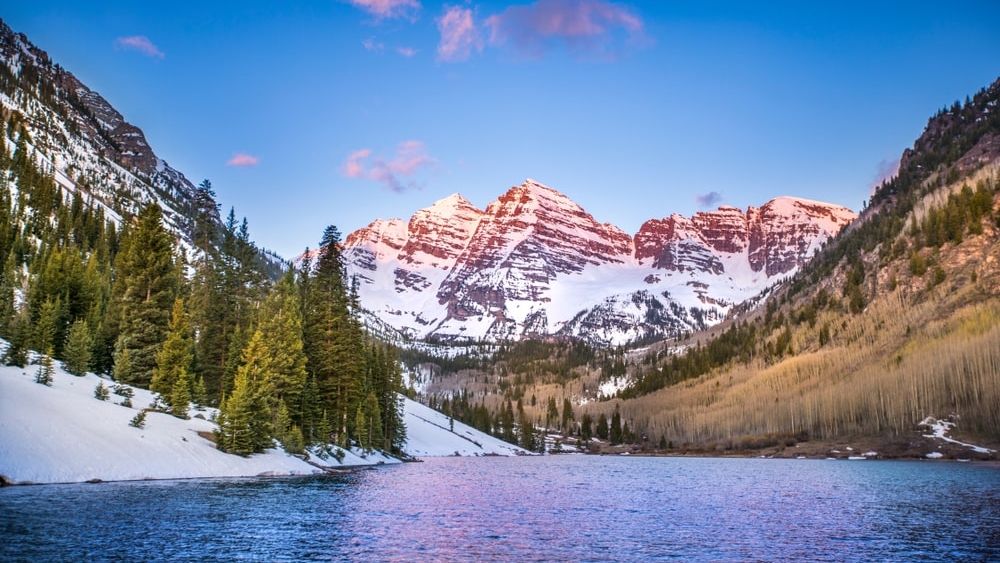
[302,226,364,447]
[4,308,31,367]
[129,410,146,429]
[62,319,92,376]
[151,299,193,402]
[610,405,623,445]
[32,298,62,357]
[192,375,209,409]
[546,396,559,429]
[113,346,133,383]
[518,407,536,451]
[257,270,308,419]
[169,367,192,419]
[34,347,55,385]
[596,413,609,440]
[580,413,593,441]
[110,204,177,385]
[561,398,574,432]
[94,380,110,400]
[215,330,274,455]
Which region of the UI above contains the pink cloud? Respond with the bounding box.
[396,46,418,57]
[341,148,373,178]
[485,0,646,60]
[340,141,436,192]
[436,6,483,62]
[227,153,260,167]
[113,36,165,59]
[348,0,421,21]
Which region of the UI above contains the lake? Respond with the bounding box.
[2,456,999,562]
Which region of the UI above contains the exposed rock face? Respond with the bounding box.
[0,19,205,238]
[342,179,856,345]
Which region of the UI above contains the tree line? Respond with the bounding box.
[0,119,405,457]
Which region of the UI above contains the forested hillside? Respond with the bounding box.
[414,79,1000,456]
[0,62,406,459]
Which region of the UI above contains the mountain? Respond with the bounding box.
[0,18,218,249]
[343,179,855,345]
[420,78,1000,456]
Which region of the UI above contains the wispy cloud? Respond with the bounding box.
[436,6,483,62]
[340,141,436,192]
[227,153,260,167]
[347,0,421,21]
[695,191,723,208]
[362,37,385,53]
[113,36,165,59]
[396,46,418,57]
[484,0,646,60]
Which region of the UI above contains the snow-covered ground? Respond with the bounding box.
[403,399,526,457]
[0,356,524,485]
[919,416,996,455]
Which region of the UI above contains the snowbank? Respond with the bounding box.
[0,357,523,485]
[402,398,527,457]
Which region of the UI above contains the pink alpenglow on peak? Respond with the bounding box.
[337,179,856,345]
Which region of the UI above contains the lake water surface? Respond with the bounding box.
[2,456,999,562]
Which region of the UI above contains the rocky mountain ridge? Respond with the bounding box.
[344,179,856,345]
[0,18,211,244]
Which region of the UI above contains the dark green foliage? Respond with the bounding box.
[596,413,609,440]
[110,204,178,385]
[94,380,110,400]
[215,330,274,455]
[609,406,623,445]
[129,410,146,429]
[170,368,192,419]
[580,413,593,441]
[63,320,92,376]
[34,349,54,385]
[151,299,194,407]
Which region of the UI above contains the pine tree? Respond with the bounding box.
[63,319,92,376]
[596,413,609,440]
[215,330,274,455]
[113,345,134,383]
[170,368,192,419]
[302,226,364,447]
[610,405,623,445]
[94,380,110,400]
[257,271,308,419]
[3,308,30,367]
[110,204,177,386]
[129,410,146,429]
[32,298,62,357]
[192,375,209,408]
[151,299,193,403]
[561,398,574,432]
[34,347,55,385]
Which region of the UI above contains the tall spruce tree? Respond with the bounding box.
[62,319,92,376]
[257,270,308,420]
[110,204,177,385]
[302,226,364,447]
[215,329,274,455]
[151,299,194,406]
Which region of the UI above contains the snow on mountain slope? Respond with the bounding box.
[343,179,856,345]
[0,20,211,247]
[0,354,523,485]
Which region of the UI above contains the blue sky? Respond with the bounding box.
[5,2,1000,258]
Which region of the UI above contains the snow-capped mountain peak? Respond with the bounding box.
[341,180,856,345]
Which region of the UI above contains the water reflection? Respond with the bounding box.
[2,457,999,562]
